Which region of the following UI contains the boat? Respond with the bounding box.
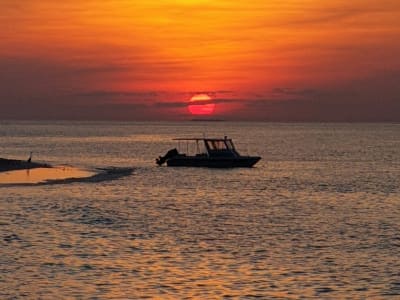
[156,136,261,168]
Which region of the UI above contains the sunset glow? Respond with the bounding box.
[1,1,400,121]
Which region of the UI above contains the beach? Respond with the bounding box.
[0,157,51,172]
[0,157,133,186]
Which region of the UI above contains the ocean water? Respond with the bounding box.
[1,121,399,299]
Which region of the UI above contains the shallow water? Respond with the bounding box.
[1,121,399,299]
[0,166,95,185]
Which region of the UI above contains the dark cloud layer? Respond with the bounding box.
[1,69,399,121]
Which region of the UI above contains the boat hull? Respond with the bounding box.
[166,156,261,168]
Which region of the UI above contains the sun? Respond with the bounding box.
[187,94,216,115]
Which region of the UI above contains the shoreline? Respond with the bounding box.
[0,158,51,172]
[0,158,134,186]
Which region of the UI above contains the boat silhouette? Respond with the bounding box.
[156,136,261,168]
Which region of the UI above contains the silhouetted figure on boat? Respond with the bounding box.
[156,148,179,166]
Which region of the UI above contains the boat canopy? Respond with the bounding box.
[172,137,231,141]
[172,137,239,156]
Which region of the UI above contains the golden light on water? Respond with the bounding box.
[0,167,94,184]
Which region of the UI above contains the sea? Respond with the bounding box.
[1,121,399,299]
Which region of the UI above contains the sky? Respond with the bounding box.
[1,0,400,121]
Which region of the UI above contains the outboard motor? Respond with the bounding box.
[156,148,179,166]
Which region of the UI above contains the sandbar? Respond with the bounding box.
[0,158,51,172]
[0,158,133,186]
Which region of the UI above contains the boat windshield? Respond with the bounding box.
[207,140,228,151]
[225,139,235,150]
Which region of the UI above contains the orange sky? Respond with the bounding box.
[1,0,400,121]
